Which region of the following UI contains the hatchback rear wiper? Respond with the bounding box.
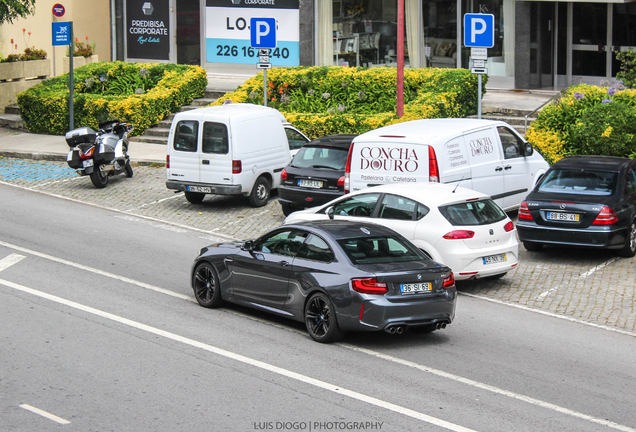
[311,165,337,170]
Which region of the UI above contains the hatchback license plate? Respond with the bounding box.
[187,186,212,193]
[547,212,579,222]
[400,282,432,294]
[483,253,506,265]
[298,179,323,188]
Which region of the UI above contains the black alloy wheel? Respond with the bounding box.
[619,220,636,258]
[193,263,223,308]
[185,191,205,204]
[304,293,344,343]
[90,165,109,188]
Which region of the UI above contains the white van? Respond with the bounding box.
[345,118,549,211]
[166,104,308,207]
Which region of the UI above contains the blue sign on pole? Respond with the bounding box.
[250,18,276,49]
[52,22,71,46]
[464,13,495,48]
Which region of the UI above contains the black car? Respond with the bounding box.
[517,156,636,257]
[278,135,356,217]
[191,220,456,343]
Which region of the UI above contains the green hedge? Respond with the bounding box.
[212,66,486,139]
[17,62,207,136]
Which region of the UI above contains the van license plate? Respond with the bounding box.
[483,253,506,265]
[547,212,579,222]
[187,186,212,193]
[400,282,432,294]
[298,179,323,188]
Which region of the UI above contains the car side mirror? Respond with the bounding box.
[326,206,335,220]
[241,240,254,251]
[523,142,534,156]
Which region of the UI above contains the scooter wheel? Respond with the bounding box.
[90,165,109,188]
[125,160,134,178]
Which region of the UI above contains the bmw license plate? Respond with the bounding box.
[82,159,93,168]
[400,282,432,294]
[298,179,323,188]
[483,253,506,265]
[187,186,212,193]
[547,212,579,222]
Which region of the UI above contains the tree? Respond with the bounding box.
[0,0,36,25]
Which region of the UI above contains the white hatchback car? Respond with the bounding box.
[284,183,519,280]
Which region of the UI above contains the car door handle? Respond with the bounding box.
[224,258,233,263]
[202,160,210,165]
[279,260,290,267]
[495,166,503,171]
[504,165,512,170]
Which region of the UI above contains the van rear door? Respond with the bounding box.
[169,119,201,183]
[199,121,233,186]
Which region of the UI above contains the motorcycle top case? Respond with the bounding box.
[65,127,97,147]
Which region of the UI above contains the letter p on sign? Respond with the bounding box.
[464,13,494,48]
[250,18,277,49]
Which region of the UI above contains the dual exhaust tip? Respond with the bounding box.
[385,321,448,334]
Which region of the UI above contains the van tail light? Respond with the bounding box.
[443,273,455,289]
[281,168,287,180]
[344,144,353,194]
[503,221,515,232]
[79,146,95,160]
[232,160,242,174]
[337,176,345,187]
[428,146,439,182]
[518,201,534,221]
[443,230,475,240]
[351,278,388,295]
[166,155,170,169]
[592,206,618,225]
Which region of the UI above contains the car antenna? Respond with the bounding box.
[452,177,466,193]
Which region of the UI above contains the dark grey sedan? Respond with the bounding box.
[191,221,457,343]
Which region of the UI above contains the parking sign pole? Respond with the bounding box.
[263,69,267,107]
[478,73,482,119]
[69,21,74,130]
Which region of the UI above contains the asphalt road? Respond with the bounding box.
[1,178,635,431]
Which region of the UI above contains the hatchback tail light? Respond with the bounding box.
[443,273,455,289]
[428,146,440,182]
[232,160,242,174]
[166,155,170,169]
[443,230,475,240]
[79,146,95,160]
[281,168,287,180]
[351,278,388,295]
[503,221,515,232]
[518,201,533,221]
[592,206,618,225]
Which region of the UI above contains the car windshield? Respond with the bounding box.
[537,169,617,195]
[338,236,424,264]
[291,146,349,170]
[439,199,507,226]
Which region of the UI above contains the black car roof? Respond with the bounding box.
[285,220,400,240]
[551,156,633,171]
[303,134,356,150]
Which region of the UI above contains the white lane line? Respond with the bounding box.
[3,279,476,432]
[0,240,192,302]
[19,404,70,425]
[123,193,184,212]
[114,215,188,233]
[342,343,636,432]
[536,257,620,300]
[0,254,25,272]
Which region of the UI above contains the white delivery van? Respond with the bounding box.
[166,104,308,207]
[345,118,549,211]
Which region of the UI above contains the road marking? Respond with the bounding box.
[19,404,70,425]
[0,254,25,272]
[0,240,193,302]
[115,215,188,233]
[536,257,620,300]
[3,279,477,432]
[123,193,184,212]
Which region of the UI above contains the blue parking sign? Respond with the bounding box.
[464,13,494,48]
[250,18,276,49]
[52,22,71,46]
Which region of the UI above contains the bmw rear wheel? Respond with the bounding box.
[193,263,223,308]
[304,293,344,343]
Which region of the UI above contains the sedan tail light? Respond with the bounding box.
[443,230,475,240]
[518,201,533,221]
[592,206,618,225]
[337,176,345,187]
[351,278,388,295]
[281,168,287,180]
[503,221,515,232]
[443,273,455,289]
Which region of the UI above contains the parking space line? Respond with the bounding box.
[19,404,70,425]
[4,278,477,432]
[536,257,620,300]
[0,254,25,272]
[124,193,184,212]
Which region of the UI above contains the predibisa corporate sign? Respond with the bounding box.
[126,0,170,60]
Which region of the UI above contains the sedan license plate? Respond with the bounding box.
[400,282,432,294]
[187,186,212,193]
[547,212,579,222]
[298,179,323,188]
[82,159,93,168]
[483,253,506,265]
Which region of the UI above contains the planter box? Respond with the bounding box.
[0,62,25,81]
[63,56,86,73]
[0,59,50,82]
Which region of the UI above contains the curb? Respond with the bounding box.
[0,151,166,167]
